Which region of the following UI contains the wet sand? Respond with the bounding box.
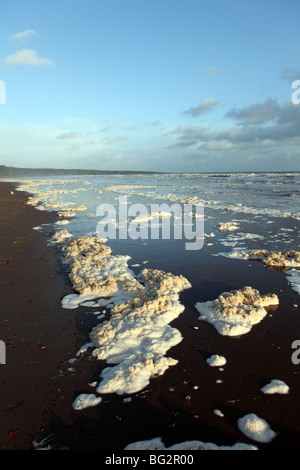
[0,181,80,450]
[1,181,300,451]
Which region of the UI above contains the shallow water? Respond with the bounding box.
[11,172,298,280]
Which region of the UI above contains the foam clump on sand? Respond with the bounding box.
[52,230,73,244]
[206,354,227,367]
[72,393,102,410]
[237,413,277,443]
[91,268,191,395]
[60,235,191,395]
[261,379,289,394]
[124,436,257,450]
[61,236,143,307]
[213,409,224,417]
[249,249,300,267]
[195,286,279,336]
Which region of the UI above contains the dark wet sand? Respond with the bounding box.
[0,181,82,449]
[1,181,300,451]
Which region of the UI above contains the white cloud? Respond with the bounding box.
[144,119,162,127]
[100,124,117,133]
[226,98,280,125]
[102,135,128,145]
[280,68,300,82]
[182,98,218,117]
[172,100,300,146]
[168,99,300,170]
[56,131,83,139]
[205,65,223,74]
[4,49,54,67]
[8,29,38,42]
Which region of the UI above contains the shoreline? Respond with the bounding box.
[1,180,300,450]
[0,181,82,449]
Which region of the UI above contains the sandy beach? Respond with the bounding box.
[0,181,80,449]
[1,179,300,452]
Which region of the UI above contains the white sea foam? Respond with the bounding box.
[72,393,102,410]
[52,230,73,244]
[216,248,300,270]
[215,222,239,232]
[61,236,142,309]
[91,268,191,395]
[213,409,224,417]
[206,354,227,367]
[214,247,250,260]
[55,219,69,225]
[220,232,264,246]
[60,235,191,396]
[261,379,289,395]
[124,436,258,450]
[237,413,277,443]
[57,211,76,217]
[248,249,300,267]
[195,286,279,336]
[15,179,88,214]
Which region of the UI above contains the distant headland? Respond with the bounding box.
[0,165,160,177]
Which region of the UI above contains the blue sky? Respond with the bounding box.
[0,0,300,172]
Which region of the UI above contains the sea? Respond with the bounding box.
[13,169,300,312]
[14,170,300,248]
[11,172,300,282]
